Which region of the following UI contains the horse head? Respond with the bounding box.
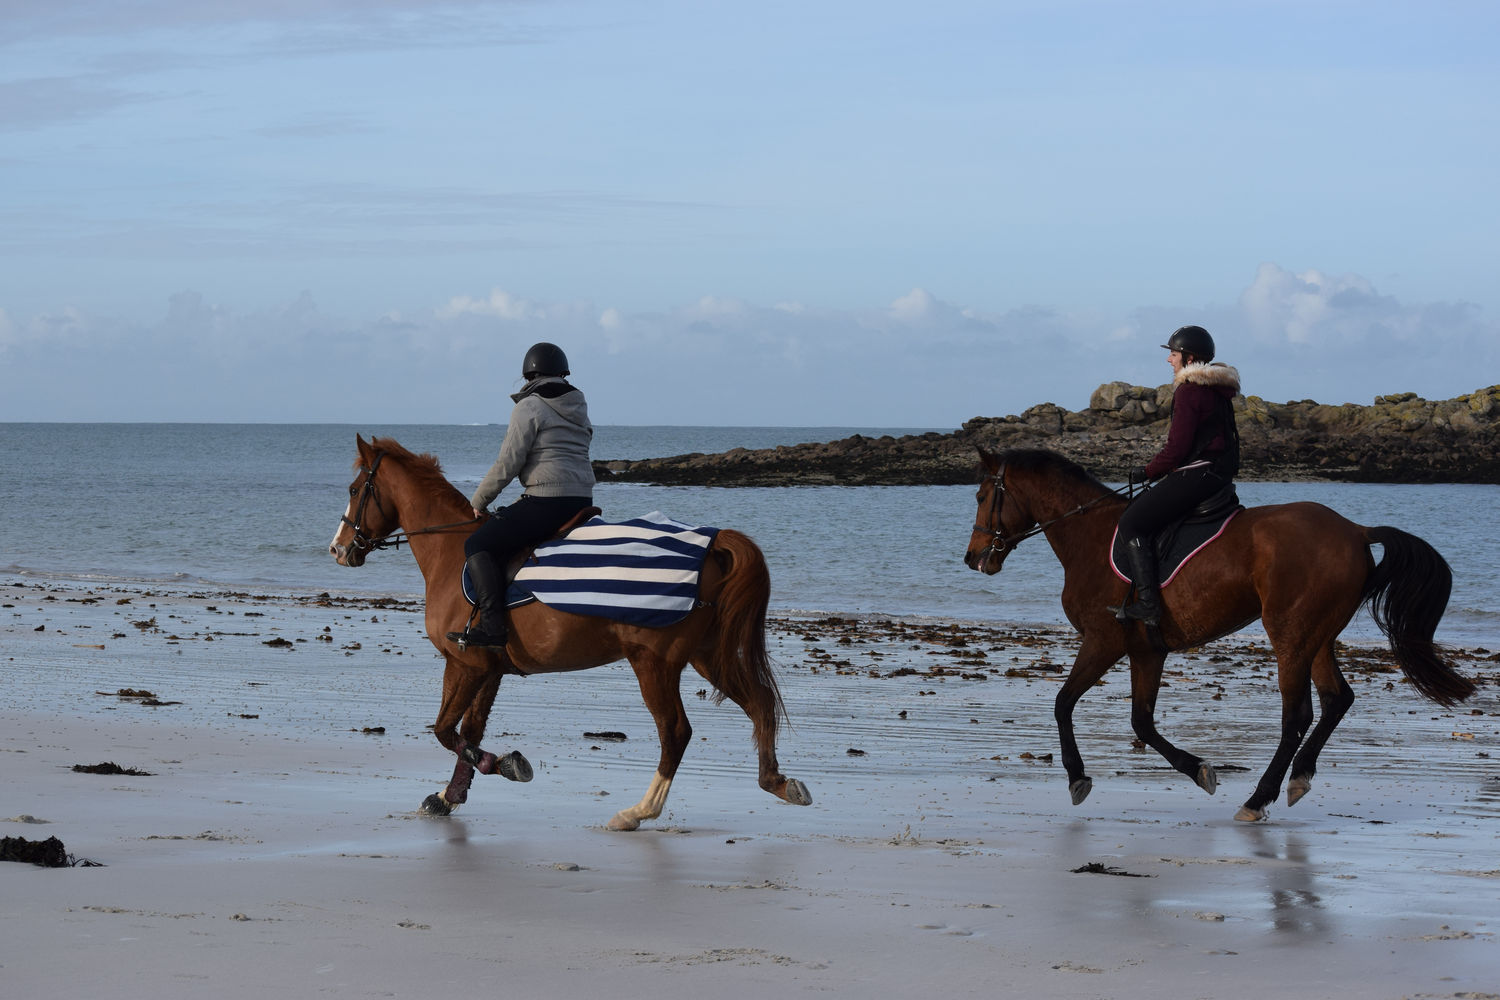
[329,434,403,567]
[963,447,1036,575]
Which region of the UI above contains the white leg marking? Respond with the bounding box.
[607,772,672,831]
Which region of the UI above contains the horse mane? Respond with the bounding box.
[994,448,1113,497]
[367,436,469,506]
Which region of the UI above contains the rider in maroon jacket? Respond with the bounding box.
[1108,326,1241,626]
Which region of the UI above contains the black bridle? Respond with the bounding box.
[971,459,1130,565]
[340,449,479,554]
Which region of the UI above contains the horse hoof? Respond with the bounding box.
[1069,777,1093,805]
[783,778,813,806]
[497,751,533,783]
[420,793,452,817]
[607,813,642,832]
[1234,805,1266,822]
[1196,762,1218,796]
[1286,777,1311,806]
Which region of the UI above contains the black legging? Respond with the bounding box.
[464,494,594,566]
[1117,466,1228,544]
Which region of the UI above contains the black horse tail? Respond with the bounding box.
[1363,526,1475,706]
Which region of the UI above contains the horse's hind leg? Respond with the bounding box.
[608,656,693,831]
[1128,648,1219,796]
[1285,641,1355,808]
[691,656,812,809]
[1236,639,1317,822]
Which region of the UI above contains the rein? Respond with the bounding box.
[972,459,1130,564]
[341,449,480,553]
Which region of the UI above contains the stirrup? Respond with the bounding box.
[445,627,506,650]
[1109,599,1160,627]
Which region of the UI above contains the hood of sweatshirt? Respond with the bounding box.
[513,376,591,430]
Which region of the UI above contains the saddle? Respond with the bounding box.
[460,506,601,608]
[1110,484,1243,588]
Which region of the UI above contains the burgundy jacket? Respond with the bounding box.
[1144,362,1242,480]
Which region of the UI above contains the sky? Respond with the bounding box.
[1,0,1496,427]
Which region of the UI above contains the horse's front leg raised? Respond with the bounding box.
[422,659,531,816]
[1054,638,1124,805]
[608,657,692,831]
[1127,647,1219,796]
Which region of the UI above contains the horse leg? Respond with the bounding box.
[1285,641,1355,808]
[690,656,812,809]
[1055,638,1123,805]
[454,670,533,778]
[607,656,693,832]
[422,660,530,816]
[1235,643,1316,822]
[1127,648,1219,796]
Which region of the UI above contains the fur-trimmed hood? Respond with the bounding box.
[1174,361,1240,393]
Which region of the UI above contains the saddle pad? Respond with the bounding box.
[511,512,721,627]
[1110,508,1241,589]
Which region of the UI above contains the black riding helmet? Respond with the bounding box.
[521,342,570,379]
[1162,325,1215,363]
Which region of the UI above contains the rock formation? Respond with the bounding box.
[595,385,1500,486]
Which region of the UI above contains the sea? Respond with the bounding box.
[3,422,1498,647]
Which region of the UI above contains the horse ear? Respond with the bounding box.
[975,446,999,473]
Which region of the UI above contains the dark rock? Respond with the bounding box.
[594,385,1500,486]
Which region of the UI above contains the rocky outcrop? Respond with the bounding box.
[593,385,1500,486]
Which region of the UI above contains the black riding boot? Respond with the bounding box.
[1109,537,1163,626]
[446,552,509,649]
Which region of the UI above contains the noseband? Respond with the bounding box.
[341,451,390,553]
[972,460,1128,564]
[340,448,481,554]
[972,461,1030,565]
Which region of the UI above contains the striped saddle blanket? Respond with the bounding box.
[503,512,720,627]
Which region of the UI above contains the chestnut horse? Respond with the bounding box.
[963,447,1474,821]
[329,435,811,829]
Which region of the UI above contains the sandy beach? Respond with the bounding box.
[2,578,1497,999]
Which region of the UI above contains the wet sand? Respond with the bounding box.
[2,579,1497,998]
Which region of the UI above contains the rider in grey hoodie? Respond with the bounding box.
[447,343,595,651]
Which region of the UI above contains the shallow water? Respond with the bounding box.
[2,422,1498,646]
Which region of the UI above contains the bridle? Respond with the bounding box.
[971,459,1129,565]
[340,448,479,554]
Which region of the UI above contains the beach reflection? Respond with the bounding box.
[1051,816,1334,938]
[1236,826,1329,936]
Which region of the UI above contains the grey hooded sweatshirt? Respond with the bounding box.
[470,377,595,510]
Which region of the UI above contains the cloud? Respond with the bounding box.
[0,1,545,47]
[0,2,564,133]
[1,266,1494,424]
[0,74,152,132]
[889,287,939,324]
[438,290,537,322]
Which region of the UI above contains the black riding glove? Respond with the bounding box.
[1129,466,1151,486]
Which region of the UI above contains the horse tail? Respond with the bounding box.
[703,529,785,734]
[1363,526,1475,706]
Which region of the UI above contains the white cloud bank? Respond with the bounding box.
[2,264,1494,426]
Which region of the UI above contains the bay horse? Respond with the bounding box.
[963,447,1474,821]
[328,434,811,829]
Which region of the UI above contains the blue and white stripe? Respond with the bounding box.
[513,512,720,626]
